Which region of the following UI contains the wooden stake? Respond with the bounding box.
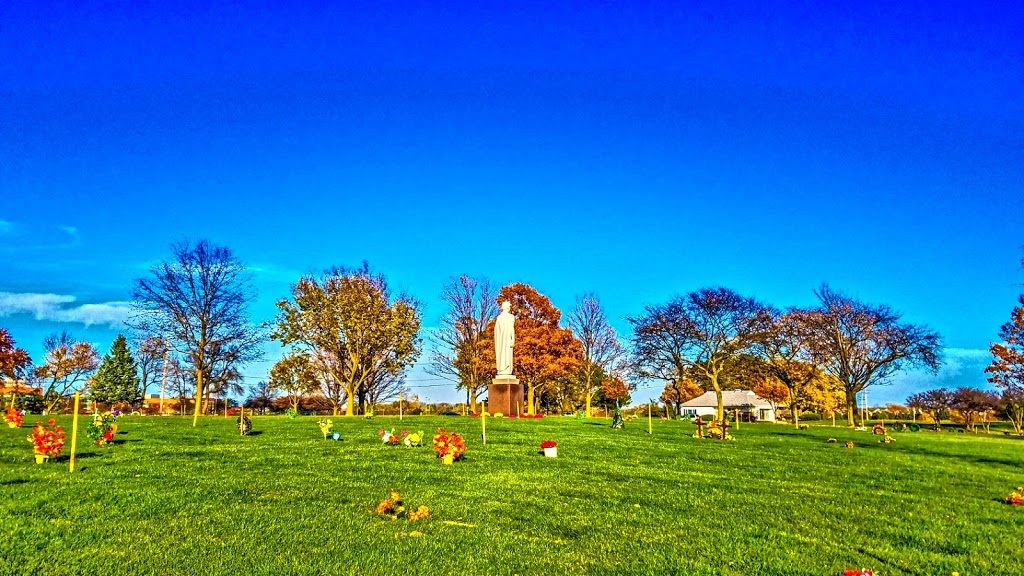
[648,402,652,435]
[69,390,81,473]
[481,400,487,445]
[399,391,403,421]
[734,409,740,430]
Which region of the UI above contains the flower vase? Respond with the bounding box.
[7,421,18,428]
[543,447,558,458]
[34,454,48,464]
[442,454,454,465]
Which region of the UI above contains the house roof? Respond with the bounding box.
[679,390,774,409]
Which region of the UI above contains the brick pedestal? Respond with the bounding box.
[487,376,523,416]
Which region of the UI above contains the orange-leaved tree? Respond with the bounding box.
[478,283,582,415]
[660,377,703,417]
[986,291,1024,434]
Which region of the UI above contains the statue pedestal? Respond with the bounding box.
[488,376,523,416]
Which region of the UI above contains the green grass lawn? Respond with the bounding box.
[2,414,1022,576]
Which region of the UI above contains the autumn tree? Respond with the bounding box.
[751,308,833,428]
[801,373,846,420]
[273,263,422,416]
[986,293,1024,434]
[600,374,631,410]
[427,276,498,413]
[659,376,703,417]
[90,334,143,407]
[566,293,624,417]
[0,328,33,399]
[268,351,322,412]
[797,285,942,427]
[629,287,767,431]
[35,331,100,414]
[906,388,952,428]
[752,378,789,422]
[478,283,583,415]
[131,240,263,427]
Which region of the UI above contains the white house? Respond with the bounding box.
[678,389,777,422]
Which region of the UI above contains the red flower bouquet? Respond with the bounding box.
[28,419,65,459]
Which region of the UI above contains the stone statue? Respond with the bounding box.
[494,300,515,376]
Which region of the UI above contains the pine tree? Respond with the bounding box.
[91,334,142,406]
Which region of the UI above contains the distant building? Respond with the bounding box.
[679,390,777,422]
[0,380,43,396]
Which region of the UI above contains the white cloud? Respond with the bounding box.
[0,292,130,327]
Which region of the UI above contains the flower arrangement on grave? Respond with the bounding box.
[844,441,855,448]
[86,411,118,446]
[28,419,65,460]
[404,431,423,447]
[380,429,402,445]
[540,439,557,449]
[871,422,886,435]
[5,405,23,428]
[1007,487,1024,506]
[839,570,875,576]
[432,428,466,464]
[373,490,430,521]
[878,435,895,444]
[317,419,333,440]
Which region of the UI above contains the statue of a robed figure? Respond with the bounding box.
[487,300,522,415]
[494,300,515,376]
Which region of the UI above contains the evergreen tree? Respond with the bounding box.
[91,334,142,406]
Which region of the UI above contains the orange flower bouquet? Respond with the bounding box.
[374,490,430,521]
[5,405,23,428]
[432,428,466,464]
[27,419,65,462]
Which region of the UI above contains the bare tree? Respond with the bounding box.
[566,293,623,417]
[164,356,195,415]
[134,336,168,400]
[629,287,766,433]
[427,276,498,413]
[35,331,100,413]
[799,284,942,427]
[131,239,263,427]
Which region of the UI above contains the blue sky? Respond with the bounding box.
[2,1,1022,405]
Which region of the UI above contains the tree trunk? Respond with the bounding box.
[526,385,535,416]
[469,389,477,414]
[345,392,354,416]
[793,408,800,429]
[192,369,203,428]
[846,391,857,427]
[585,391,592,418]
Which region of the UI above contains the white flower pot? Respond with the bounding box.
[543,447,557,458]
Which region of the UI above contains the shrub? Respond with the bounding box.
[799,412,822,421]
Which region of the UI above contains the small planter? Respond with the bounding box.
[543,447,558,458]
[34,454,49,464]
